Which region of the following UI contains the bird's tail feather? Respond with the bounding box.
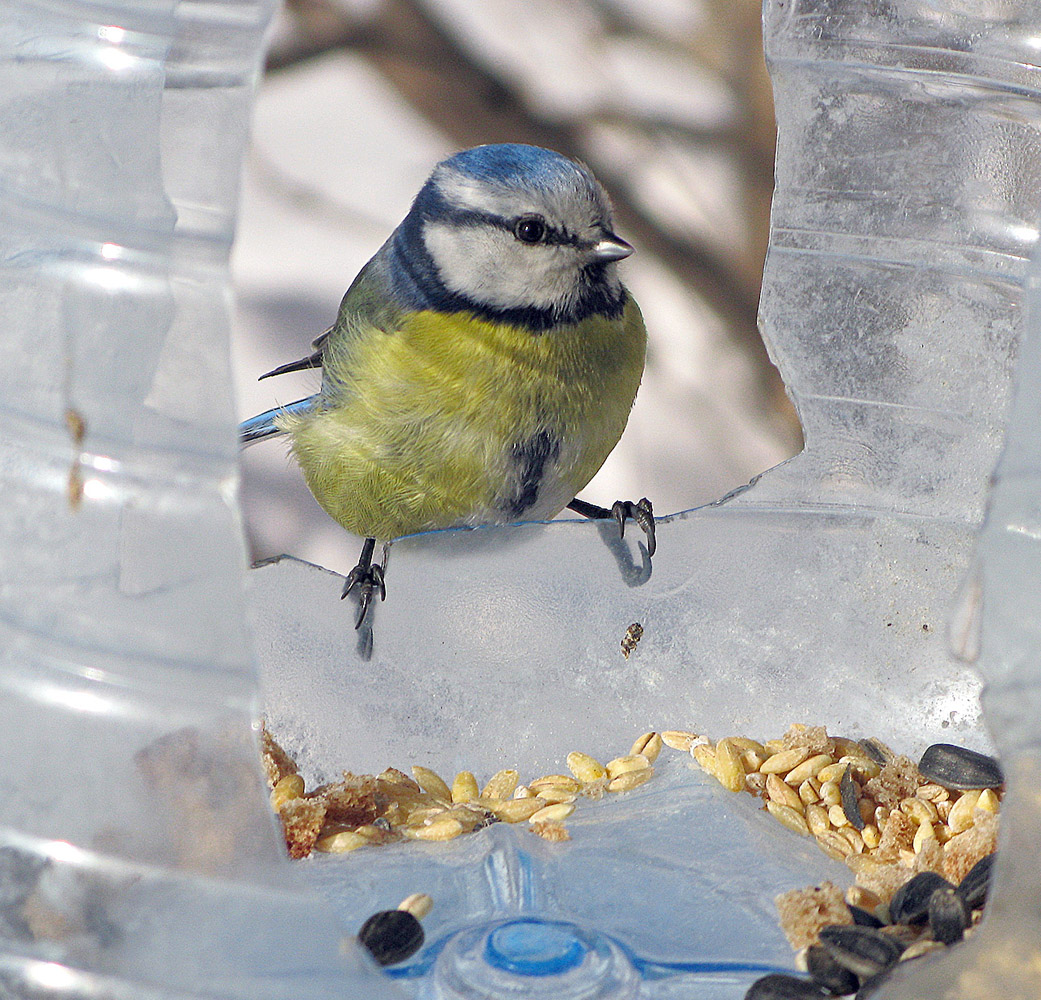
[239,396,317,448]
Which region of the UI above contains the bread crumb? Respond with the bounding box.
[279,797,327,859]
[865,756,923,809]
[775,881,851,949]
[942,810,999,884]
[312,774,385,828]
[781,725,832,755]
[260,724,298,788]
[531,820,571,842]
[877,809,915,859]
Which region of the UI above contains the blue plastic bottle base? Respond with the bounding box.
[425,917,640,999]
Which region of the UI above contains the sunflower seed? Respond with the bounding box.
[818,924,904,978]
[956,853,995,910]
[928,886,968,945]
[840,765,865,829]
[917,744,1003,790]
[859,738,895,766]
[358,909,424,966]
[743,972,829,999]
[847,904,883,929]
[889,871,954,925]
[806,943,859,995]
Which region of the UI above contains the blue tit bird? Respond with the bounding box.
[240,143,654,627]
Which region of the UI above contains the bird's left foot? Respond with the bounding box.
[341,537,386,629]
[567,497,655,557]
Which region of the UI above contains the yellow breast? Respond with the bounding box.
[279,299,646,542]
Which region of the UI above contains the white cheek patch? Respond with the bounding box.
[424,220,583,313]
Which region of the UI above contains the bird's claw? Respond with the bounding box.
[611,497,655,557]
[342,561,386,629]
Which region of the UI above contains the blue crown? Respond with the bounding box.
[443,144,589,191]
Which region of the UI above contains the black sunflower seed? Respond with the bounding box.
[889,871,954,925]
[956,852,996,910]
[819,924,904,979]
[854,969,891,999]
[847,904,884,928]
[743,972,828,999]
[357,909,424,966]
[918,744,1003,790]
[928,886,968,945]
[886,869,953,924]
[840,765,865,829]
[806,943,859,995]
[859,738,894,766]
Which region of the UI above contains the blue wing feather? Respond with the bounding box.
[239,396,317,448]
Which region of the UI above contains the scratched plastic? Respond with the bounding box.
[0,2,395,997]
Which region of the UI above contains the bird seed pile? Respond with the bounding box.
[261,725,661,858]
[687,724,1000,907]
[261,721,1001,996]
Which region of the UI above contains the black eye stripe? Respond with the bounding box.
[433,205,579,247]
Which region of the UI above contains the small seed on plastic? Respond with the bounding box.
[489,798,548,823]
[451,771,479,803]
[397,893,433,919]
[661,730,698,751]
[766,800,810,836]
[412,766,452,802]
[530,802,575,824]
[566,752,606,783]
[630,732,662,762]
[714,739,747,792]
[358,909,424,966]
[315,830,367,853]
[405,817,465,841]
[760,747,812,774]
[767,773,804,811]
[605,754,651,779]
[947,790,983,833]
[481,769,519,800]
[785,754,834,786]
[608,768,654,793]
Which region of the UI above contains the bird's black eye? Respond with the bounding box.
[514,215,547,245]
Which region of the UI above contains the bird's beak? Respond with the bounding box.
[588,232,634,264]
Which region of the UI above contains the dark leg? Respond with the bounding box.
[341,536,386,629]
[567,497,655,557]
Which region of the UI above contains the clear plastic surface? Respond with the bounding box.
[0,2,396,997]
[250,5,1041,998]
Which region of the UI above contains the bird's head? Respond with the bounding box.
[394,144,632,330]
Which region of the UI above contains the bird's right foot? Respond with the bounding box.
[341,537,386,629]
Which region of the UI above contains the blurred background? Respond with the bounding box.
[233,0,803,577]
